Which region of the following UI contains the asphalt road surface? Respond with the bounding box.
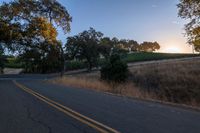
[0,75,200,133]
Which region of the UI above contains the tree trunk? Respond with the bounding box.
[60,47,65,77]
[87,61,92,72]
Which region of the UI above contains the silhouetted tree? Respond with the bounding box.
[178,0,200,52]
[0,0,72,73]
[139,42,160,52]
[127,40,139,52]
[99,37,113,59]
[65,28,103,71]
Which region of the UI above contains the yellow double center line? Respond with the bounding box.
[13,80,120,133]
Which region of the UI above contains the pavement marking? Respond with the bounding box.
[13,80,120,133]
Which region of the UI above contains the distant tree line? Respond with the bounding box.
[65,28,160,71]
[100,38,160,53]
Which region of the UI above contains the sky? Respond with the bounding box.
[57,0,192,53]
[0,0,193,53]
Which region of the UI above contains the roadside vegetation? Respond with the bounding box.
[100,54,128,83]
[52,58,200,107]
[4,57,23,68]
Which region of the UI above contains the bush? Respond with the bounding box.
[4,57,23,68]
[101,54,128,83]
[66,61,87,71]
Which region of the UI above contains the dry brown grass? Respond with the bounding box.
[129,59,200,106]
[51,58,200,107]
[52,75,157,100]
[52,76,110,92]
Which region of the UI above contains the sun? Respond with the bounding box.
[165,47,181,53]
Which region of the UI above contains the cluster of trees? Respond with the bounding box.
[99,38,160,53]
[178,0,200,52]
[65,28,160,71]
[0,0,71,73]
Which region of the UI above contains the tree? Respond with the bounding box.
[99,37,129,59]
[191,27,200,52]
[0,0,72,73]
[99,37,113,59]
[65,28,103,71]
[128,40,139,52]
[101,54,128,83]
[20,41,63,73]
[139,42,160,52]
[0,0,71,33]
[178,0,200,52]
[0,18,23,51]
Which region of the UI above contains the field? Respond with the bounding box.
[124,52,199,62]
[66,52,199,70]
[52,57,200,107]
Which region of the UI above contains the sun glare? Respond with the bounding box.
[165,47,181,53]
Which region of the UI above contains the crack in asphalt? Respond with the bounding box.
[24,105,52,133]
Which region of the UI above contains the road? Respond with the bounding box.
[0,75,200,133]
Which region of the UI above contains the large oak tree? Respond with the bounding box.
[178,0,200,52]
[0,0,72,73]
[65,28,103,71]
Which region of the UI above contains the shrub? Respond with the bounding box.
[101,54,128,83]
[65,61,87,70]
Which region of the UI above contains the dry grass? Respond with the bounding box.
[51,58,200,107]
[52,76,110,92]
[52,75,156,100]
[129,59,200,106]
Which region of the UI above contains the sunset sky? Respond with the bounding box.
[0,0,193,53]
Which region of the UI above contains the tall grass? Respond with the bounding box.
[129,59,200,106]
[51,58,200,107]
[52,76,157,102]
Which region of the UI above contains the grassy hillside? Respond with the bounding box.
[129,59,200,105]
[67,52,199,70]
[124,52,199,63]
